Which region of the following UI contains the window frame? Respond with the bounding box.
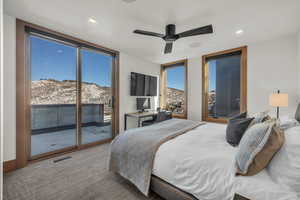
[202,46,247,123]
[160,59,188,119]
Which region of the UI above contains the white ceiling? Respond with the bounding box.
[4,0,300,63]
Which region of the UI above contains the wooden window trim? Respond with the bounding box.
[16,19,120,169]
[160,59,188,119]
[202,46,247,123]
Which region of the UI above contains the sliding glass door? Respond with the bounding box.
[29,34,115,159]
[30,35,78,157]
[80,49,113,145]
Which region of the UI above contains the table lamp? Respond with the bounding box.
[269,90,288,119]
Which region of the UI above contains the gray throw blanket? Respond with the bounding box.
[109,118,203,196]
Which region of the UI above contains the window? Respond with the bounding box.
[160,60,188,118]
[202,47,247,123]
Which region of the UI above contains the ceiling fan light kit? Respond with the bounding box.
[133,24,213,54]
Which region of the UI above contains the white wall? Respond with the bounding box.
[1,0,4,195]
[2,14,160,161]
[3,14,15,162]
[187,35,299,121]
[187,57,202,121]
[298,32,300,97]
[247,36,298,117]
[119,53,160,131]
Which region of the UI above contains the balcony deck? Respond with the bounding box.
[31,103,112,157]
[31,124,112,156]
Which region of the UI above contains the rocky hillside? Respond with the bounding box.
[31,79,112,113]
[166,87,184,105]
[31,79,185,113]
[165,87,185,114]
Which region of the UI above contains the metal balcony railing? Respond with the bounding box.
[31,104,104,134]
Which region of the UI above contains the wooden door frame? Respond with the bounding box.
[202,46,247,123]
[160,59,188,119]
[16,19,119,168]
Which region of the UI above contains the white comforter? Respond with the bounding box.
[152,122,299,200]
[153,123,236,200]
[235,170,299,200]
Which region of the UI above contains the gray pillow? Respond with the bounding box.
[232,112,247,119]
[235,122,275,174]
[295,103,300,123]
[226,116,254,147]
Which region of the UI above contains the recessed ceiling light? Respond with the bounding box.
[57,50,63,53]
[122,0,136,3]
[88,18,97,24]
[235,29,244,36]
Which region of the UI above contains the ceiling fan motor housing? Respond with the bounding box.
[164,24,178,42]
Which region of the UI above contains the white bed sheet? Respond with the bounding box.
[153,123,236,200]
[152,122,299,200]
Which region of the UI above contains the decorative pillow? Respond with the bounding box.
[267,125,300,194]
[236,122,284,176]
[249,110,270,127]
[295,103,300,123]
[232,112,247,119]
[279,116,300,130]
[226,113,254,147]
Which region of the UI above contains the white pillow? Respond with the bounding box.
[279,116,300,130]
[267,126,300,195]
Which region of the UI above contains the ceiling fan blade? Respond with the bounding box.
[164,42,173,54]
[133,30,164,38]
[177,25,213,38]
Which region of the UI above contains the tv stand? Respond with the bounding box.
[124,110,172,130]
[138,109,150,113]
[124,111,157,130]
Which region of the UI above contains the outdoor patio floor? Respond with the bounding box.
[31,125,112,156]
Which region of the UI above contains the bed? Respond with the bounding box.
[109,118,300,200]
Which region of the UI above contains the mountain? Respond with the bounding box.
[165,87,185,114]
[166,87,185,105]
[31,79,185,113]
[31,79,112,113]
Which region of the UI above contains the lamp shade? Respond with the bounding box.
[269,93,288,107]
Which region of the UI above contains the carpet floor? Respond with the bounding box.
[3,143,162,200]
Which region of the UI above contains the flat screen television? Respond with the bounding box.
[130,72,157,96]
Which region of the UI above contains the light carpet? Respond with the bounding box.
[3,143,162,200]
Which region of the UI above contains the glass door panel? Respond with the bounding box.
[165,66,186,116]
[80,49,113,144]
[30,35,77,157]
[207,54,241,119]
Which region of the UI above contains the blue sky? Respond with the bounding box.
[30,35,112,87]
[166,62,216,91]
[31,35,198,91]
[208,60,216,91]
[166,66,185,90]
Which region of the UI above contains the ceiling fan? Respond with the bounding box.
[133,24,213,54]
